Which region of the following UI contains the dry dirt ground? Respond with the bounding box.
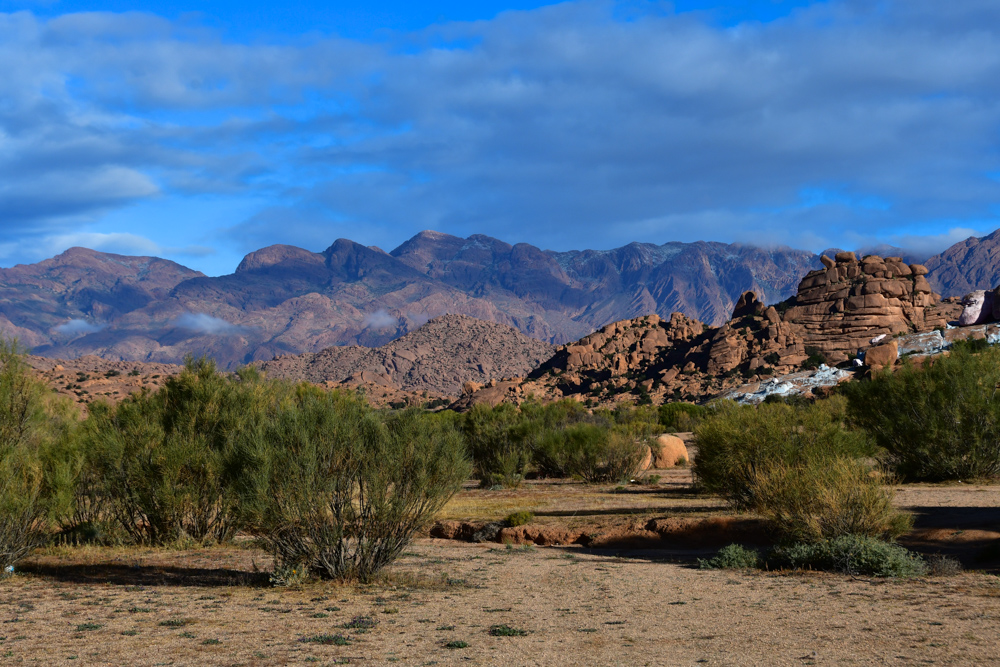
[4,460,1000,665]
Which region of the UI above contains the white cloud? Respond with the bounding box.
[362,309,398,330]
[53,319,105,337]
[174,312,247,335]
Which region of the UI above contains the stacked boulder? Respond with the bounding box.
[782,252,947,364]
[958,288,1000,326]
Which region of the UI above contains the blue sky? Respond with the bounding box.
[1,0,999,275]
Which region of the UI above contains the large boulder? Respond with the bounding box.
[865,340,898,369]
[959,290,994,326]
[651,434,689,468]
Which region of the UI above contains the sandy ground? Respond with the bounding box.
[3,541,1000,666]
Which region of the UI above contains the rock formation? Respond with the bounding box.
[455,253,963,409]
[781,253,950,363]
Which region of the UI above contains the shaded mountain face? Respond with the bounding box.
[0,248,203,349]
[2,232,826,368]
[923,228,1000,295]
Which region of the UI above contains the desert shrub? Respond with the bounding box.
[693,396,872,510]
[844,345,1000,481]
[247,393,470,582]
[532,423,646,483]
[0,341,79,570]
[462,404,533,488]
[748,458,911,543]
[766,535,927,577]
[658,403,707,432]
[698,543,760,570]
[505,511,533,527]
[83,358,274,545]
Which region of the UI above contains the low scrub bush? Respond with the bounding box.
[505,511,533,527]
[462,404,533,488]
[698,543,760,570]
[765,535,927,577]
[844,345,1000,481]
[749,458,911,543]
[247,393,470,582]
[533,423,645,483]
[658,403,707,432]
[693,396,873,510]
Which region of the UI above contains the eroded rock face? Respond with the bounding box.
[782,255,948,363]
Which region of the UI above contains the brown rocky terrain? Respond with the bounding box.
[256,313,554,395]
[455,252,963,409]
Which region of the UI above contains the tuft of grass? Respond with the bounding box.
[158,619,192,628]
[489,624,528,637]
[201,639,221,645]
[444,640,469,649]
[342,615,378,632]
[699,544,760,570]
[75,623,102,632]
[300,634,350,646]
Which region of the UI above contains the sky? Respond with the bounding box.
[1,0,999,275]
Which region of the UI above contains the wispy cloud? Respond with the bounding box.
[362,309,398,330]
[53,319,105,337]
[174,312,248,335]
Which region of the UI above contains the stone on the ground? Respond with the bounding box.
[651,434,689,468]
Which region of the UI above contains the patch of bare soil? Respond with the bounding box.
[6,541,1000,665]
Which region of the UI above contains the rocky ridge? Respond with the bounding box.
[255,314,554,395]
[455,252,962,409]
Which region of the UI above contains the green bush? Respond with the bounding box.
[766,535,927,577]
[533,423,645,483]
[693,396,873,510]
[0,340,78,570]
[658,403,707,432]
[462,404,533,488]
[748,458,911,543]
[83,358,273,545]
[698,543,760,570]
[505,511,534,527]
[844,345,1000,481]
[246,392,470,582]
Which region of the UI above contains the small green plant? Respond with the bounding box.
[505,511,534,527]
[766,535,927,577]
[75,623,102,632]
[158,619,191,628]
[201,639,221,645]
[300,634,350,646]
[698,544,760,570]
[801,346,828,370]
[444,640,469,649]
[342,615,378,632]
[269,563,310,588]
[489,624,528,637]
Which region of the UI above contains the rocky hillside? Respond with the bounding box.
[256,314,554,395]
[4,229,996,369]
[924,228,1000,295]
[455,252,962,409]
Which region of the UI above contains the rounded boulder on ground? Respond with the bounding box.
[651,434,689,468]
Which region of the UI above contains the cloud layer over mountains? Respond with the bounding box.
[3,1,1000,274]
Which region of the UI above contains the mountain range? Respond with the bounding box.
[2,228,998,368]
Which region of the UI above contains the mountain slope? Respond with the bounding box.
[256,313,555,395]
[0,232,844,368]
[924,228,1000,295]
